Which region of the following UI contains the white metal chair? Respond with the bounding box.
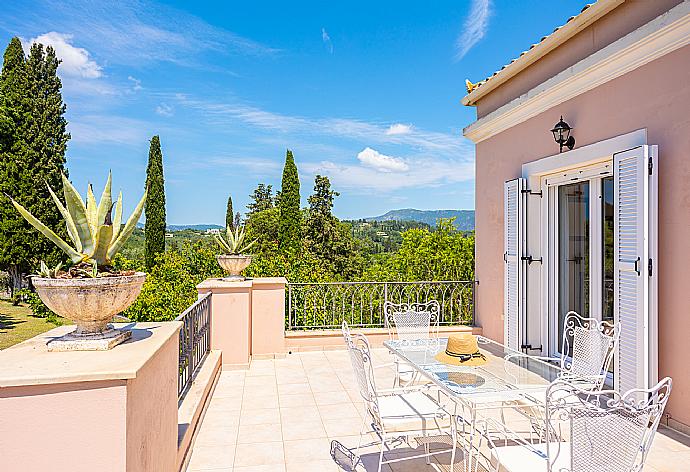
[506,311,620,392]
[384,300,440,387]
[342,321,460,472]
[483,376,672,472]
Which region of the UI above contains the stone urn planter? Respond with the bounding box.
[32,272,146,351]
[216,254,252,281]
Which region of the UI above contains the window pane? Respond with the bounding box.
[602,177,614,324]
[558,181,590,355]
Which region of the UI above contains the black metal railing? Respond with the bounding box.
[286,280,476,330]
[176,292,211,400]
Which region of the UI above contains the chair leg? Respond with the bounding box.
[450,418,457,472]
[377,432,386,472]
[423,428,430,465]
[353,414,369,469]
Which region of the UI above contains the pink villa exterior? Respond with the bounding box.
[463,0,690,433]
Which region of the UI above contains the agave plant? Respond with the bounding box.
[8,172,146,269]
[214,225,256,255]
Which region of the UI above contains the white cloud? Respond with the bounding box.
[26,32,102,78]
[303,156,474,192]
[155,103,174,117]
[322,27,333,54]
[68,115,152,145]
[357,147,409,172]
[455,0,491,61]
[128,76,142,91]
[174,96,468,156]
[386,123,412,135]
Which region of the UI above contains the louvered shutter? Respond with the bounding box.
[504,178,526,351]
[613,145,658,393]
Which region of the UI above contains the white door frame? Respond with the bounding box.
[521,129,647,356]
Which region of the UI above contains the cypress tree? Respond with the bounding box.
[0,38,68,293]
[278,149,301,252]
[225,195,234,230]
[144,135,166,269]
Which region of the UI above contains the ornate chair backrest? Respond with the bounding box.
[342,322,380,419]
[560,312,619,388]
[384,301,440,342]
[545,377,672,472]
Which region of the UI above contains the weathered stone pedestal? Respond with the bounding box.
[46,326,132,351]
[0,321,181,472]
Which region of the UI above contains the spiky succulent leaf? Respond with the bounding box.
[111,191,123,243]
[9,197,83,264]
[91,224,113,265]
[61,174,93,256]
[96,172,112,228]
[46,182,81,251]
[213,234,232,254]
[86,184,98,232]
[107,188,147,260]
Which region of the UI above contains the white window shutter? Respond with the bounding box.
[613,145,658,393]
[504,178,526,351]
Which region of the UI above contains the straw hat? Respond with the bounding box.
[435,334,487,366]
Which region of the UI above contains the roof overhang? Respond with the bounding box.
[461,0,624,107]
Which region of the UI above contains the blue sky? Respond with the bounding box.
[1,0,586,224]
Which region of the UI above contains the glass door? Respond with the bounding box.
[557,181,590,356]
[547,165,614,362]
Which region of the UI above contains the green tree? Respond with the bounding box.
[144,135,166,270]
[246,183,274,216]
[225,195,234,230]
[278,150,301,253]
[0,38,69,293]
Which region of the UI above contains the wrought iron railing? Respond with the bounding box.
[286,281,476,330]
[176,292,211,400]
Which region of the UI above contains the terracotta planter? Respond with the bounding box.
[216,254,252,281]
[32,272,146,350]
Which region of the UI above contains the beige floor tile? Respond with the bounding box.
[244,376,277,388]
[199,410,241,429]
[237,422,283,444]
[233,441,285,467]
[194,425,239,447]
[276,374,309,385]
[187,444,235,470]
[207,395,243,412]
[309,380,345,393]
[234,465,286,472]
[323,417,368,437]
[285,459,341,472]
[239,408,281,425]
[243,384,278,397]
[280,405,322,423]
[241,393,279,410]
[313,390,352,405]
[283,438,333,463]
[278,393,316,408]
[277,382,312,395]
[317,402,361,420]
[281,419,328,441]
[211,386,244,400]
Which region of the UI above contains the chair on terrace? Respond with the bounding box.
[342,321,461,472]
[483,376,672,472]
[384,300,440,387]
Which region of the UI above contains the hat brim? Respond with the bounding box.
[434,350,488,366]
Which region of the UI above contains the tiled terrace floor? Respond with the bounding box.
[185,348,690,472]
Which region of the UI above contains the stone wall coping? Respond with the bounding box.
[0,321,181,388]
[196,277,287,291]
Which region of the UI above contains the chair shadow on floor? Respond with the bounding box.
[330,438,478,471]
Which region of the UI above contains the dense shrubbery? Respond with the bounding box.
[15,288,62,325]
[116,241,223,321]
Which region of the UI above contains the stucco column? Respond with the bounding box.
[0,321,181,472]
[197,277,287,366]
[251,277,287,357]
[197,278,252,367]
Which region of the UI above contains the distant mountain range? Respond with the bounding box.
[366,209,475,230]
[136,223,224,232]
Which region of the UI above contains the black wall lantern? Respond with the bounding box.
[551,116,575,153]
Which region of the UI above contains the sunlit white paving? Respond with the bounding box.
[184,348,690,471]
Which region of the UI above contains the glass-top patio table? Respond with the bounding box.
[383,336,569,471]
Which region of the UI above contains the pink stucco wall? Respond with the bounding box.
[473,44,690,427]
[476,0,683,118]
